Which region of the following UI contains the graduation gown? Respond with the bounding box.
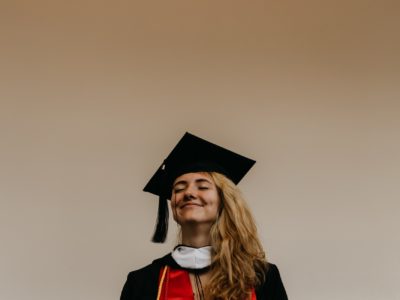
[120,253,288,300]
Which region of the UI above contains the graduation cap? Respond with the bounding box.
[144,132,256,243]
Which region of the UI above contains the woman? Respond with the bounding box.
[121,132,288,300]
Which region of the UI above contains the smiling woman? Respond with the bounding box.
[171,172,220,227]
[120,132,288,300]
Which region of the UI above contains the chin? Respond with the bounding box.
[179,216,203,224]
[178,216,215,225]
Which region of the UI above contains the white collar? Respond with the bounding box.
[171,245,212,269]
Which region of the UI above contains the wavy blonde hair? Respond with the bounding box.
[206,172,267,300]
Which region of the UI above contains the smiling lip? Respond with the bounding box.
[181,203,203,209]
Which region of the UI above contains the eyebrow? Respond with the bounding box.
[173,178,212,187]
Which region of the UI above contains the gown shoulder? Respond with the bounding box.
[120,253,171,300]
[255,262,289,300]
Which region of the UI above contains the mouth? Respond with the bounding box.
[181,203,203,209]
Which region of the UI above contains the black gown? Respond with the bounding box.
[120,253,288,300]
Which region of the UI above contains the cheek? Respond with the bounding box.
[170,197,179,220]
[206,192,221,214]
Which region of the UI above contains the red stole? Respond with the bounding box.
[157,266,256,300]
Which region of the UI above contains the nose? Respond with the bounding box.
[183,185,197,200]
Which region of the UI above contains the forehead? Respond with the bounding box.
[173,172,213,184]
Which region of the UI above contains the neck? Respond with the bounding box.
[181,223,212,248]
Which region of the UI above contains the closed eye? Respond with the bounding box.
[198,186,209,190]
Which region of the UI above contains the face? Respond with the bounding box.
[171,172,220,226]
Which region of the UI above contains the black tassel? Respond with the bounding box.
[151,195,169,243]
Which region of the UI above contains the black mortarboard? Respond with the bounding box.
[144,132,256,243]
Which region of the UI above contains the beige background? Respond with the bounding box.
[1,1,399,299]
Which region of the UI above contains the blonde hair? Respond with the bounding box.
[207,172,267,300]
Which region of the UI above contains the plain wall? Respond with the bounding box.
[1,1,399,299]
